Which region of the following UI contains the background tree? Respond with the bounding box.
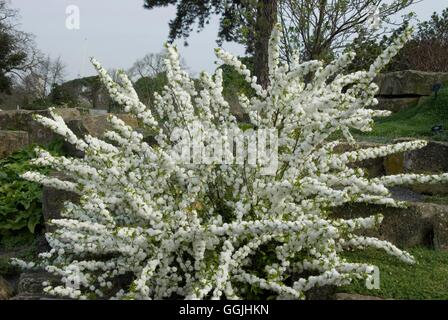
[27,55,66,101]
[128,52,166,81]
[50,82,78,107]
[128,51,192,107]
[143,0,277,88]
[278,0,418,63]
[346,7,448,73]
[17,55,66,108]
[345,22,409,73]
[388,8,448,72]
[128,51,167,105]
[0,0,38,95]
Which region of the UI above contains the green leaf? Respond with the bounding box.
[0,143,64,235]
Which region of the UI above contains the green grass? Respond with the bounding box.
[354,87,448,143]
[423,195,448,205]
[340,247,448,300]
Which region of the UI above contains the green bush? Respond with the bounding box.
[134,72,168,105]
[0,140,65,235]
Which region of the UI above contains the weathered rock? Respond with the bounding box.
[334,293,384,300]
[52,108,82,121]
[0,108,81,145]
[66,114,138,138]
[35,232,51,254]
[305,285,337,300]
[88,109,108,115]
[11,270,73,300]
[17,271,58,297]
[42,172,80,230]
[64,113,139,156]
[433,212,448,251]
[81,114,138,137]
[389,186,424,202]
[332,202,448,249]
[384,139,448,195]
[0,130,29,158]
[0,109,141,155]
[375,97,420,113]
[11,271,63,300]
[335,139,448,194]
[355,157,386,178]
[375,70,448,96]
[334,142,385,178]
[0,276,14,300]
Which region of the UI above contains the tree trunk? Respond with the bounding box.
[253,0,278,89]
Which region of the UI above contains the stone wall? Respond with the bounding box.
[337,139,448,195]
[374,70,448,113]
[0,108,139,159]
[0,130,29,159]
[332,201,448,250]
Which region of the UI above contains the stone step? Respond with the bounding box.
[0,108,81,146]
[337,139,448,195]
[384,138,448,195]
[42,172,80,231]
[332,201,448,250]
[0,275,14,300]
[16,271,59,297]
[334,293,385,300]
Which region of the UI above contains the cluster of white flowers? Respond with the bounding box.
[12,25,448,300]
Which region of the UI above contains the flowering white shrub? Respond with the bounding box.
[13,25,448,300]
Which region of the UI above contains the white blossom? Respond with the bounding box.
[15,25,448,300]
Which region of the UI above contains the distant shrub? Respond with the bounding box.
[347,9,448,73]
[389,9,448,72]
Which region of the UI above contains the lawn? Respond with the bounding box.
[340,247,448,300]
[354,86,448,143]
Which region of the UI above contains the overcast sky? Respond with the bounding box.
[9,0,448,80]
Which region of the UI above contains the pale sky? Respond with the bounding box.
[9,0,448,81]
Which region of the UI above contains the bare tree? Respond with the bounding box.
[19,55,66,102]
[128,52,166,81]
[126,52,165,105]
[0,0,16,24]
[279,0,420,63]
